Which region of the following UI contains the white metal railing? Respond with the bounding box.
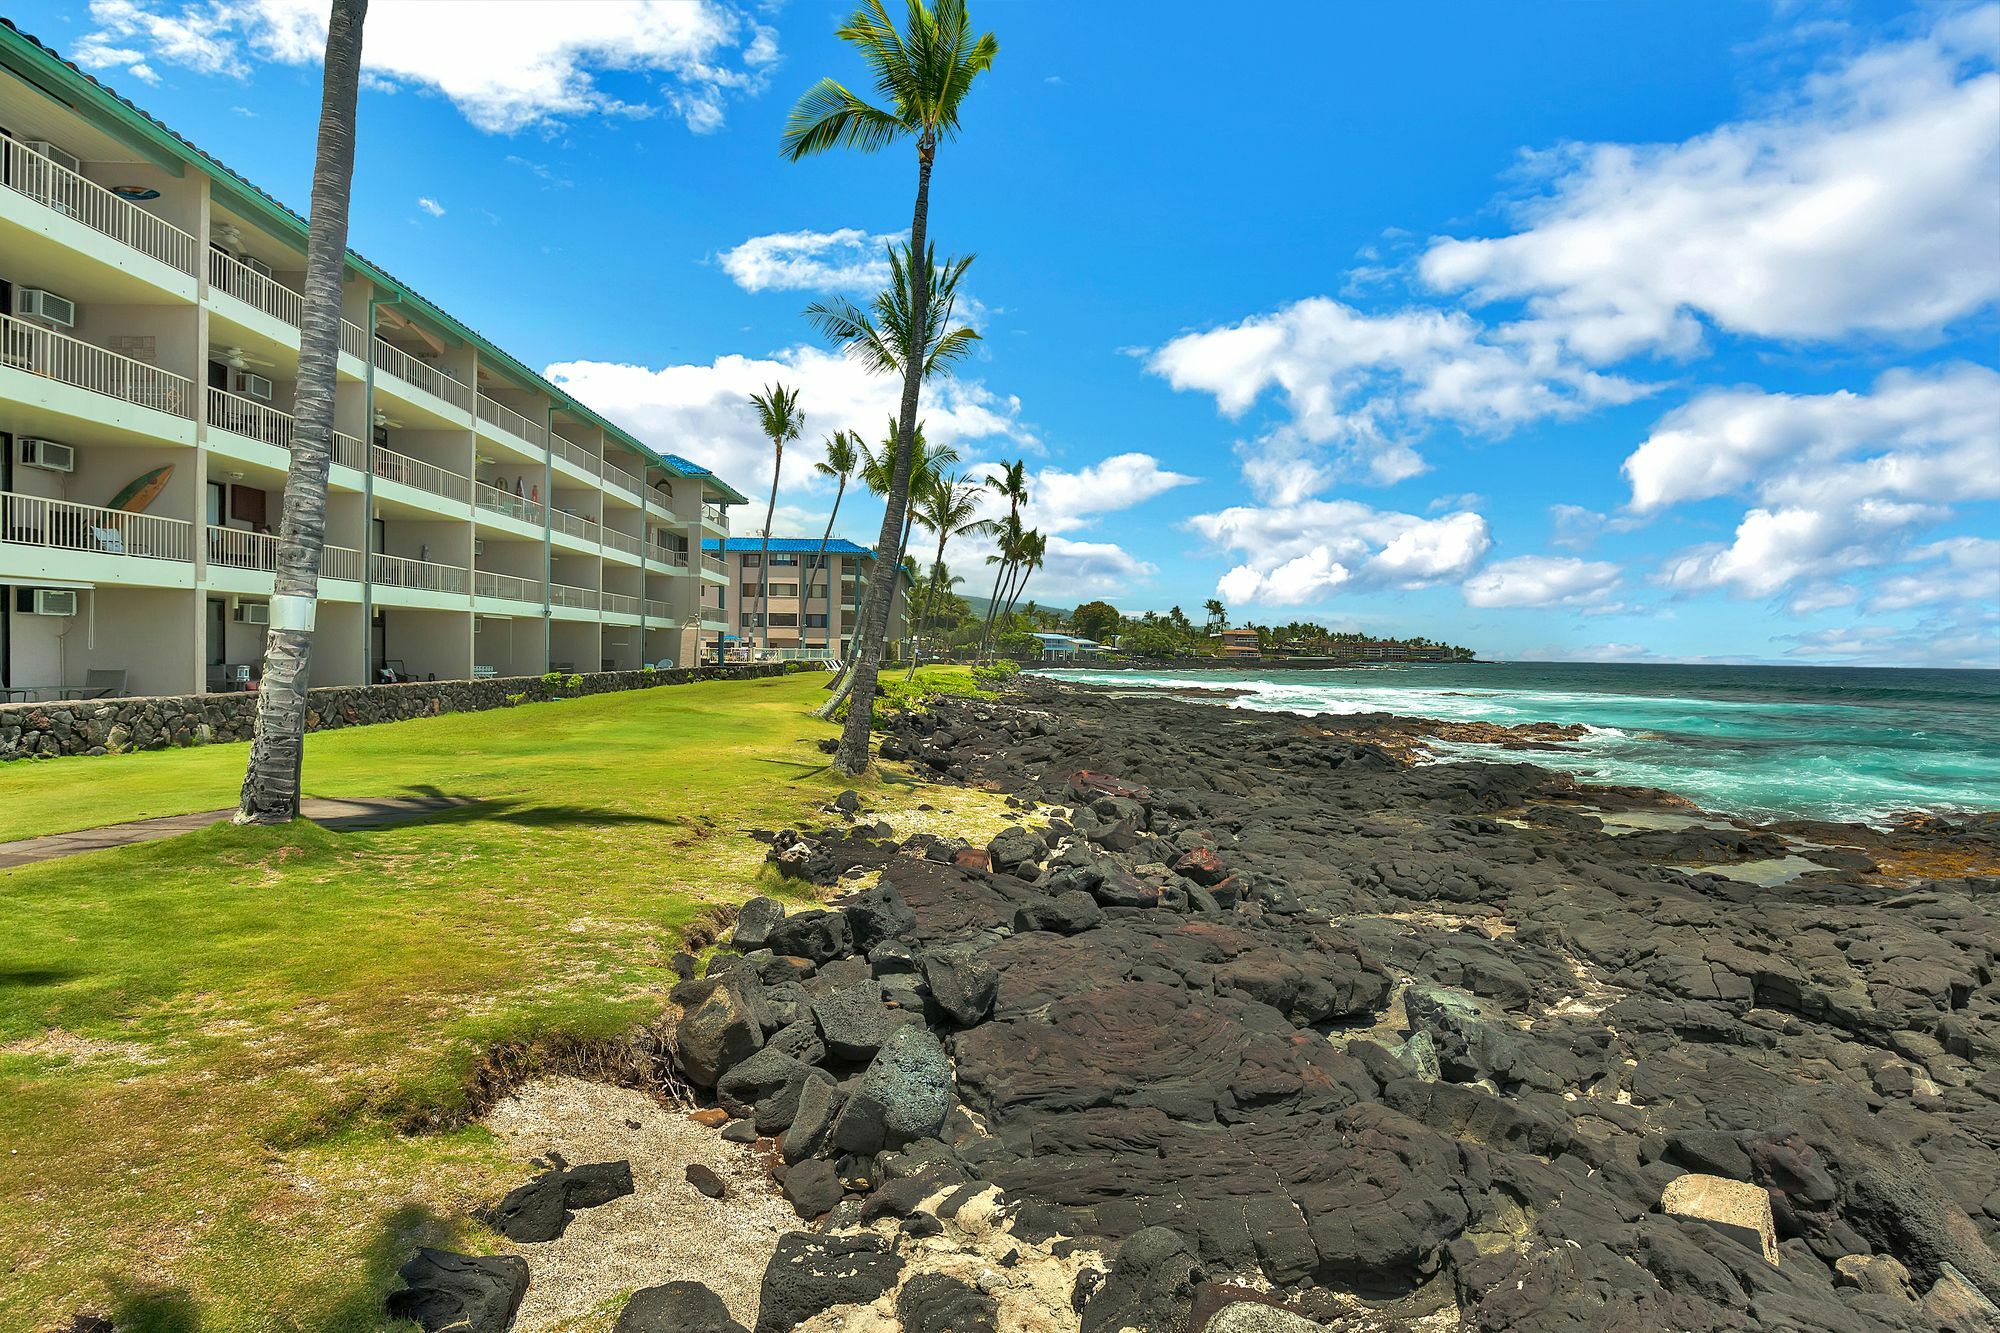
[474,569,540,602]
[550,435,600,475]
[370,551,466,594]
[207,249,302,327]
[339,319,369,361]
[603,528,642,558]
[701,503,726,525]
[2,491,192,562]
[331,429,365,471]
[549,582,598,610]
[656,546,690,569]
[323,544,362,581]
[205,524,278,571]
[643,597,672,618]
[0,136,198,275]
[601,461,640,496]
[724,645,835,664]
[601,591,641,616]
[205,385,291,448]
[372,445,470,503]
[1,313,195,418]
[703,552,726,572]
[372,338,473,412]
[549,509,591,540]
[476,394,548,449]
[474,480,544,526]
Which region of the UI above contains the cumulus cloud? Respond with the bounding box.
[1420,7,2000,361]
[75,0,778,133]
[1629,364,2000,597]
[1146,298,1645,498]
[1189,500,1492,606]
[1029,536,1160,603]
[1462,555,1622,609]
[717,228,899,294]
[1009,453,1198,536]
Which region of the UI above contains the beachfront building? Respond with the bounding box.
[1218,627,1262,659]
[0,20,747,699]
[1029,632,1108,662]
[702,537,910,661]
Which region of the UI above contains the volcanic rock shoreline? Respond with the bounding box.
[395,676,2000,1331]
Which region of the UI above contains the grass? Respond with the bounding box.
[0,669,1002,1331]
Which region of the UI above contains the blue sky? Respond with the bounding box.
[23,0,1999,664]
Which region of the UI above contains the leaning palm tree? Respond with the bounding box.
[810,429,860,654]
[1000,528,1046,623]
[976,459,1027,658]
[237,0,368,826]
[906,471,993,680]
[785,0,999,775]
[749,384,804,657]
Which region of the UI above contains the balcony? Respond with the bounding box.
[549,582,598,611]
[601,460,642,499]
[0,136,199,289]
[1,313,196,435]
[207,248,301,323]
[643,597,672,619]
[371,446,471,507]
[2,491,193,585]
[602,528,643,560]
[549,509,594,549]
[372,338,474,416]
[476,393,549,453]
[204,388,366,475]
[370,551,467,595]
[550,435,601,478]
[474,481,544,528]
[700,502,727,529]
[474,569,541,604]
[205,527,362,591]
[601,591,642,617]
[656,547,691,570]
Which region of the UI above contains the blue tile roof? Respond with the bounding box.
[704,538,878,555]
[660,452,713,477]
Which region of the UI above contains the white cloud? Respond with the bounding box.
[1146,297,1645,498]
[76,0,777,134]
[1028,536,1159,603]
[416,196,444,218]
[1189,500,1492,606]
[1862,536,2000,613]
[1462,555,1622,608]
[1011,453,1197,536]
[718,228,899,294]
[1421,7,2000,361]
[1783,612,1999,668]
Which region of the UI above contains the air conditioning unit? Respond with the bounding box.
[234,371,274,402]
[31,589,78,617]
[16,288,76,328]
[234,602,270,625]
[241,255,273,278]
[473,539,486,556]
[23,139,80,173]
[18,438,75,472]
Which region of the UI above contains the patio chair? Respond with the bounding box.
[92,525,126,556]
[61,669,127,700]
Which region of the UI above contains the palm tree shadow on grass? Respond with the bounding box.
[313,786,678,833]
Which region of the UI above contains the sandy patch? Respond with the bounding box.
[2,1027,161,1066]
[484,1076,798,1331]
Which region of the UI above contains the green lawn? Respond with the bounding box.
[0,671,992,1331]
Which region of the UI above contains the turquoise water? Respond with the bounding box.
[1042,662,2000,825]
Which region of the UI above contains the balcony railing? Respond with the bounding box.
[656,547,690,569]
[602,528,642,558]
[1,313,195,418]
[474,481,544,526]
[550,509,591,541]
[601,591,641,616]
[340,319,369,361]
[370,551,466,594]
[207,249,302,327]
[206,524,278,571]
[549,582,598,610]
[701,503,727,526]
[474,569,541,603]
[372,338,474,413]
[551,435,600,476]
[476,394,548,450]
[205,385,291,448]
[372,446,470,504]
[331,429,365,471]
[601,461,641,496]
[323,544,362,581]
[643,598,672,618]
[0,136,198,275]
[703,552,726,572]
[2,491,192,562]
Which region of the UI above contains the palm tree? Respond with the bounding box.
[1000,528,1045,624]
[906,471,993,680]
[749,384,804,657]
[237,0,368,826]
[1203,598,1227,635]
[810,429,859,654]
[976,459,1028,658]
[784,0,999,775]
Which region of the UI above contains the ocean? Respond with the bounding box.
[1040,661,2000,825]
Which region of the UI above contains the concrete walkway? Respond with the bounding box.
[0,795,481,869]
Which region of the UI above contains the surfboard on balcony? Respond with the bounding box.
[108,464,174,514]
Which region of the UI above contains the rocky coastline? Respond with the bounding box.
[390,676,1999,1332]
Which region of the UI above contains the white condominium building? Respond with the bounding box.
[0,19,746,700]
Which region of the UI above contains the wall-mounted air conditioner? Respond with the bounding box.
[18,438,75,472]
[473,539,486,556]
[30,590,78,617]
[235,602,270,625]
[23,140,80,174]
[234,371,274,402]
[241,255,273,278]
[16,288,76,329]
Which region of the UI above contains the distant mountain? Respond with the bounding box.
[962,593,1074,620]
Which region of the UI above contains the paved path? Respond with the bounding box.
[0,795,481,869]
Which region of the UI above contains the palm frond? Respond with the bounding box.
[781,78,905,160]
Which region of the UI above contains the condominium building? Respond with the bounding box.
[701,538,910,660]
[0,20,746,699]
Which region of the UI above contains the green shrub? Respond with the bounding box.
[504,693,527,708]
[996,630,1042,661]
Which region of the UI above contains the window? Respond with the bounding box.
[768,582,799,598]
[769,613,798,628]
[771,553,798,566]
[804,613,828,629]
[742,612,764,628]
[741,553,761,566]
[741,584,761,602]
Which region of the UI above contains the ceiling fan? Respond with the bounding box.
[213,345,276,370]
[373,408,406,430]
[210,222,244,250]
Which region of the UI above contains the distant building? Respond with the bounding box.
[1219,628,1262,659]
[703,538,909,659]
[1030,632,1108,661]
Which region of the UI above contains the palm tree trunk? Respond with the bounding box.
[978,555,1011,659]
[813,476,845,655]
[834,134,934,774]
[758,444,781,657]
[236,0,368,826]
[906,530,949,682]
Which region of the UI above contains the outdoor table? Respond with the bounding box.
[0,685,55,702]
